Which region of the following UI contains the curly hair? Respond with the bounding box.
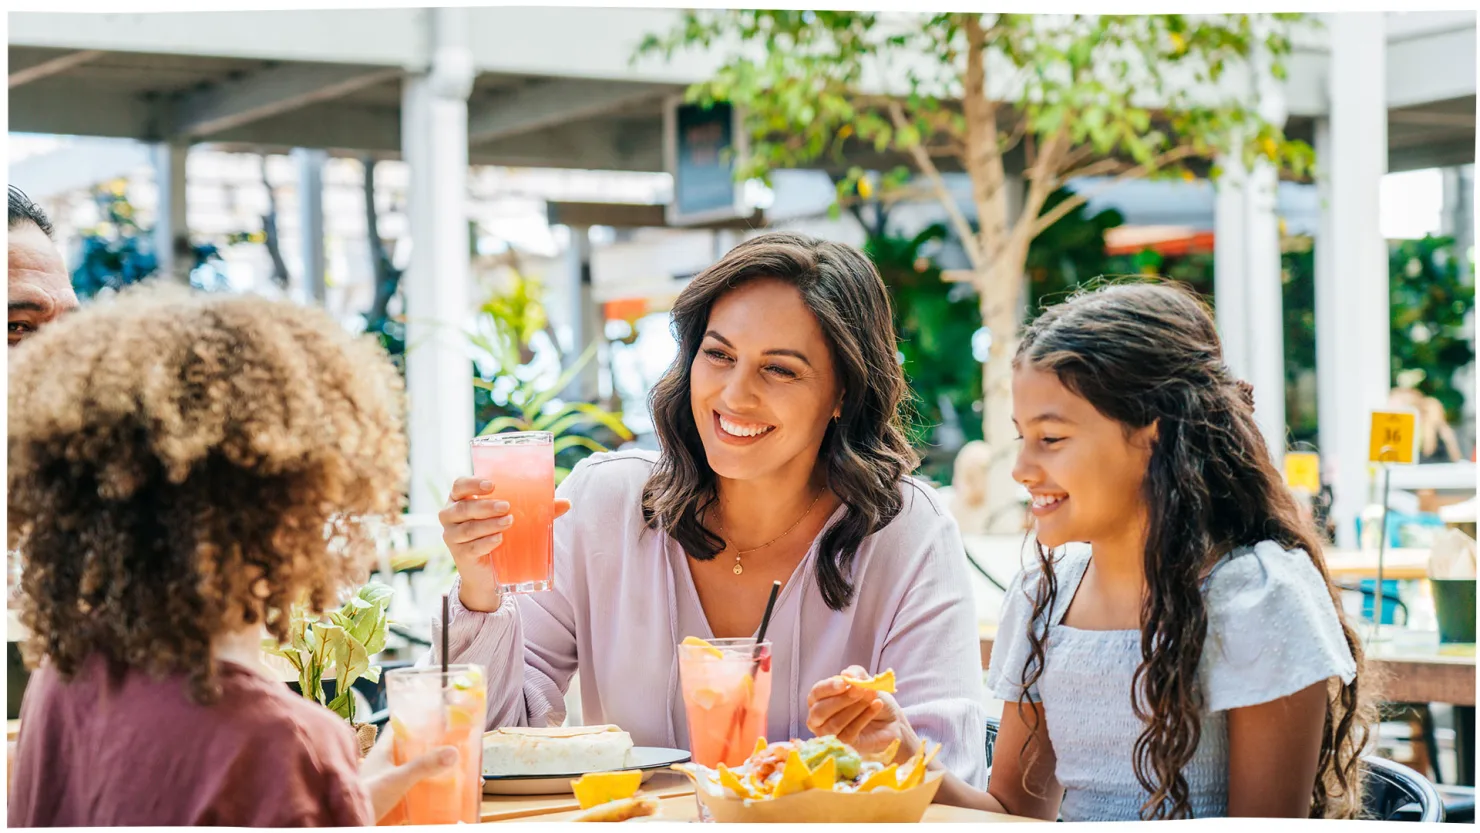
[9,284,408,706]
[1011,281,1372,819]
[641,232,919,610]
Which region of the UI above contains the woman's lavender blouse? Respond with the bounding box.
[431,450,989,788]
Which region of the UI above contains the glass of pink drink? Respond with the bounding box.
[384,664,486,825]
[470,432,555,594]
[677,638,773,768]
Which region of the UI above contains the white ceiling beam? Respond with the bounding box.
[9,50,104,89]
[9,10,417,67]
[172,63,400,139]
[468,78,671,145]
[204,103,402,153]
[8,79,153,140]
[1386,26,1476,110]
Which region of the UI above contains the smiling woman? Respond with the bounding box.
[434,231,990,790]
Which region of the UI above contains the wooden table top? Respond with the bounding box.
[479,771,695,822]
[1365,628,1476,707]
[511,791,1038,823]
[1321,548,1434,581]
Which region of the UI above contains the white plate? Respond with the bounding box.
[481,747,692,796]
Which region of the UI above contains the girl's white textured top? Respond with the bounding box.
[986,541,1357,821]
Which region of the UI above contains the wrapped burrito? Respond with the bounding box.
[483,724,634,776]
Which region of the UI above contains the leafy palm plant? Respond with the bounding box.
[474,343,634,482]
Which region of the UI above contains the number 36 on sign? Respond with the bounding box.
[1368,410,1419,465]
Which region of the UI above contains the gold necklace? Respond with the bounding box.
[717,489,825,575]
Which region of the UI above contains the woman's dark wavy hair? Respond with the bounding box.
[1011,281,1372,819]
[640,232,918,610]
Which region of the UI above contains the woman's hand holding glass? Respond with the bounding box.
[438,477,571,612]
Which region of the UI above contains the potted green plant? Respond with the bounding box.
[263,583,394,756]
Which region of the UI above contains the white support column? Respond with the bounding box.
[1314,119,1340,470]
[1213,156,1250,381]
[293,147,328,306]
[403,7,475,545]
[561,225,600,402]
[1441,165,1474,284]
[1244,32,1288,467]
[1326,12,1389,548]
[151,141,189,285]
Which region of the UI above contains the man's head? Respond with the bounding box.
[9,186,78,347]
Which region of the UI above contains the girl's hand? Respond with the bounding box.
[438,477,570,612]
[806,666,920,764]
[359,729,458,823]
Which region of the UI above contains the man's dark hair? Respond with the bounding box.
[9,185,55,239]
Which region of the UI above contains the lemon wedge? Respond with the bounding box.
[571,770,643,810]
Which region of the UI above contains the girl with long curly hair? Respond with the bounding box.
[8,286,454,826]
[435,232,989,786]
[808,282,1373,820]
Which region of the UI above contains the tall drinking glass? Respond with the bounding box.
[678,638,773,768]
[384,665,486,825]
[470,432,555,594]
[679,639,771,822]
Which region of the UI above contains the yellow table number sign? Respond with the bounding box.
[1368,410,1419,465]
[1283,452,1321,492]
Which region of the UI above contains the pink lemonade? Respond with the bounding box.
[470,432,555,594]
[384,665,486,826]
[678,638,772,768]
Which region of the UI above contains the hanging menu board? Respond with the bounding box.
[664,96,748,226]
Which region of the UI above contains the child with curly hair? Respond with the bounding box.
[8,285,448,826]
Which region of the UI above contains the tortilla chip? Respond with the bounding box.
[866,738,901,765]
[899,742,940,790]
[857,763,900,793]
[572,796,660,822]
[841,668,896,693]
[773,750,814,798]
[809,756,837,791]
[718,764,758,800]
[753,736,769,757]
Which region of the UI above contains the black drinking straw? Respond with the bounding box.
[720,581,782,763]
[750,581,782,674]
[441,592,451,675]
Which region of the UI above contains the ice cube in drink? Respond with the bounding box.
[470,432,555,594]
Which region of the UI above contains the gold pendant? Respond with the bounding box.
[732,559,744,575]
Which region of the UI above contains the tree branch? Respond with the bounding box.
[997,115,1028,156]
[1057,157,1124,183]
[889,99,981,268]
[1030,145,1201,237]
[1049,143,1098,180]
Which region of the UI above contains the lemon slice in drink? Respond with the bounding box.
[389,715,415,743]
[680,636,724,659]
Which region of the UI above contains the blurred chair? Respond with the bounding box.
[985,714,999,771]
[1364,755,1445,822]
